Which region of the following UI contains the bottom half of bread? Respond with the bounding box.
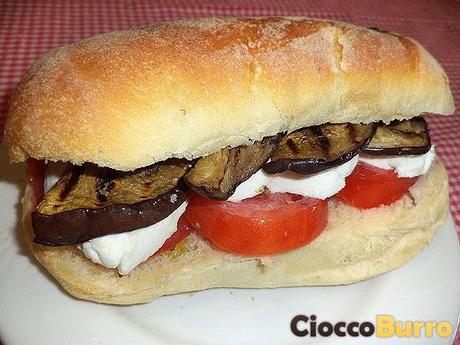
[22,161,449,305]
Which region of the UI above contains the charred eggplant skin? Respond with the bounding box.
[363,143,431,156]
[263,123,376,175]
[362,117,431,156]
[185,134,282,200]
[263,151,356,175]
[32,185,190,246]
[32,160,191,246]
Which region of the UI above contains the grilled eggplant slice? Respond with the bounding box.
[362,117,431,155]
[185,135,281,199]
[263,123,376,175]
[32,160,191,246]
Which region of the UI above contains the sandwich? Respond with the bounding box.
[4,17,454,305]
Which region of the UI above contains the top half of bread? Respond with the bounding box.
[5,17,455,171]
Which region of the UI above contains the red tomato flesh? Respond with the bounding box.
[154,215,193,255]
[183,192,328,256]
[337,163,417,209]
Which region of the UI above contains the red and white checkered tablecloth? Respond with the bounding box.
[0,0,459,344]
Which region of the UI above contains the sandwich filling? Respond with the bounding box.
[31,118,435,274]
[359,146,435,178]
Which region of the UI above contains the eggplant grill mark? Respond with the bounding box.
[234,147,241,165]
[59,165,85,201]
[311,126,331,158]
[141,169,164,196]
[96,180,115,203]
[96,169,118,203]
[346,123,359,144]
[286,138,299,154]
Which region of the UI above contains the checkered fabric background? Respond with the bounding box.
[0,1,459,343]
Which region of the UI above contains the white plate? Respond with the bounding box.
[0,145,459,345]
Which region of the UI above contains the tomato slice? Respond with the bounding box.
[336,163,417,209]
[154,215,193,255]
[183,192,328,256]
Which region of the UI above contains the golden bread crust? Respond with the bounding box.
[6,17,454,170]
[22,161,449,304]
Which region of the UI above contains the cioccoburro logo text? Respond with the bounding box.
[290,314,453,338]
